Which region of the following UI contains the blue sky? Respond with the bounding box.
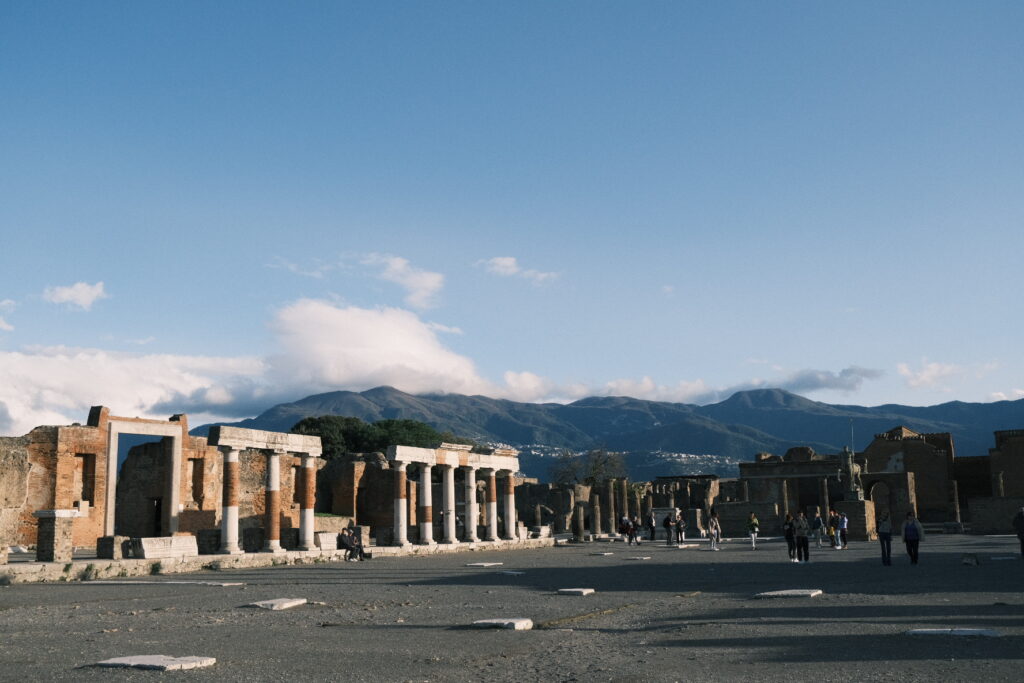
[1,2,1022,434]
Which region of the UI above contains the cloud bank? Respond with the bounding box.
[0,297,886,436]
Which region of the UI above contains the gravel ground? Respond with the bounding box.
[1,534,1022,682]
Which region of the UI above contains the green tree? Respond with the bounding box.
[548,448,628,485]
[291,415,477,459]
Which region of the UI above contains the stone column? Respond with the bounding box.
[298,454,317,551]
[418,464,434,545]
[606,479,617,534]
[819,477,830,513]
[994,471,1005,497]
[681,482,691,511]
[441,464,457,544]
[618,479,629,517]
[591,493,602,535]
[574,502,586,541]
[534,504,543,527]
[264,451,283,553]
[741,480,750,502]
[950,480,962,523]
[462,467,479,542]
[33,510,75,563]
[484,469,499,541]
[779,478,790,517]
[644,492,654,516]
[219,448,242,554]
[502,471,517,540]
[393,462,409,546]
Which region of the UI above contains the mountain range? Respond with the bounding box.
[193,386,1024,479]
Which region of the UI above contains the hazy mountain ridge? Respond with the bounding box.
[194,386,1024,479]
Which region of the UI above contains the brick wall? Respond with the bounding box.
[965,496,1024,534]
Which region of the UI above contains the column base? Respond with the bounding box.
[440,539,460,545]
[417,540,437,547]
[263,542,285,554]
[219,547,244,556]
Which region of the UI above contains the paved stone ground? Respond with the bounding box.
[1,534,1022,681]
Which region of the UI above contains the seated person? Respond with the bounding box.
[339,529,360,561]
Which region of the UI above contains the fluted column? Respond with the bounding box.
[441,464,457,543]
[298,454,316,550]
[263,451,283,553]
[462,466,479,542]
[393,462,409,545]
[484,469,499,541]
[606,479,617,534]
[502,471,517,540]
[219,447,242,554]
[418,464,434,544]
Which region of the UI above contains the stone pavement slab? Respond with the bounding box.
[472,618,533,630]
[626,556,651,560]
[96,655,216,670]
[246,598,307,610]
[557,588,595,596]
[466,562,503,567]
[756,589,823,598]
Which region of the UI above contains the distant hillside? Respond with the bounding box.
[194,386,1024,479]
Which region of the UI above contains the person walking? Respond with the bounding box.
[1013,506,1024,558]
[812,511,826,548]
[663,511,676,546]
[675,511,687,544]
[645,510,657,542]
[794,511,810,563]
[838,512,850,549]
[901,511,925,565]
[708,511,722,551]
[783,513,797,562]
[876,512,893,566]
[748,512,760,550]
[828,510,841,549]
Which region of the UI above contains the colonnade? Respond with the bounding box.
[387,443,522,547]
[392,463,518,546]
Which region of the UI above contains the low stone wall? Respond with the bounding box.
[0,537,556,584]
[966,496,1024,534]
[715,501,779,537]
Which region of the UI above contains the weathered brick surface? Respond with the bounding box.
[36,516,74,563]
[966,495,1024,533]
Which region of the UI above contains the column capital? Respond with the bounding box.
[394,461,408,472]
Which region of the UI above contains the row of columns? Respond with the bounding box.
[218,448,317,554]
[393,463,517,546]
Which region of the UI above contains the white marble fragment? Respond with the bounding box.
[465,562,503,567]
[472,618,533,630]
[590,552,614,556]
[246,598,307,610]
[96,655,216,671]
[92,581,243,587]
[626,556,651,561]
[756,589,823,598]
[907,628,1000,637]
[558,588,595,596]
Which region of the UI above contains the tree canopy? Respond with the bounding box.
[549,448,628,485]
[291,415,476,459]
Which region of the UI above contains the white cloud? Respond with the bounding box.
[479,256,558,284]
[989,389,1024,401]
[427,322,463,335]
[897,359,962,388]
[0,299,16,312]
[362,254,444,309]
[266,299,493,396]
[43,281,108,310]
[0,346,265,436]
[0,317,12,332]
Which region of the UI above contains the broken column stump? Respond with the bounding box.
[33,510,76,563]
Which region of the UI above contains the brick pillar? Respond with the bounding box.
[33,510,76,563]
[502,471,517,540]
[462,466,479,542]
[298,454,317,551]
[219,448,242,554]
[441,464,457,544]
[484,469,498,541]
[263,451,283,553]
[393,462,409,546]
[418,464,434,545]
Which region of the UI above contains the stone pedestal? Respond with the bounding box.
[835,499,875,542]
[33,510,76,563]
[97,535,132,560]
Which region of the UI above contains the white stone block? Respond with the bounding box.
[131,536,199,559]
[472,618,533,630]
[626,556,651,561]
[314,532,338,551]
[246,598,307,611]
[907,628,1000,637]
[96,655,216,671]
[590,552,614,556]
[465,562,503,567]
[558,588,595,596]
[756,589,823,598]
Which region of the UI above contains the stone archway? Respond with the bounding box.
[868,480,892,520]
